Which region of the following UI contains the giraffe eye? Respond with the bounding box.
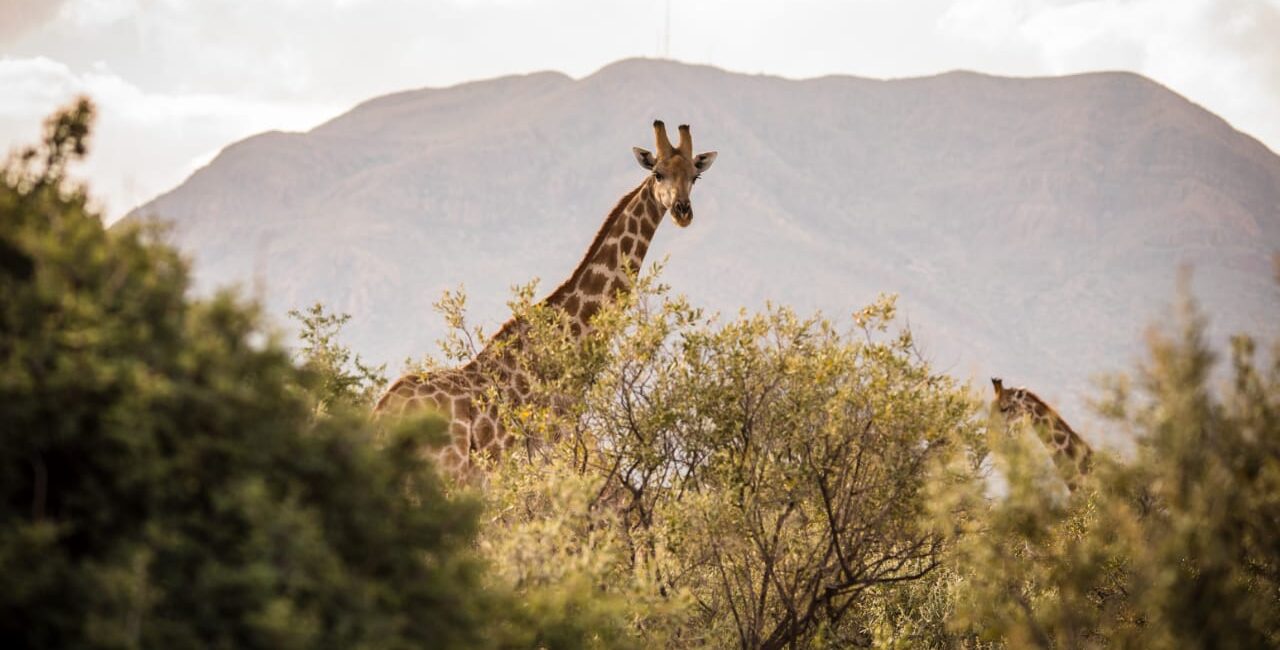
[653,172,664,181]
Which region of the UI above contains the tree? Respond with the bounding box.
[943,287,1280,649]
[289,303,387,413]
[0,100,499,649]
[444,274,985,648]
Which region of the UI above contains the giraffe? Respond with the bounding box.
[374,120,718,476]
[990,377,1094,492]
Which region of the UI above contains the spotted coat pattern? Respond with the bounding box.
[374,179,668,476]
[991,377,1094,492]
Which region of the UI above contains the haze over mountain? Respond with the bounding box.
[125,59,1280,442]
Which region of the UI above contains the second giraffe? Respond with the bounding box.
[991,377,1094,492]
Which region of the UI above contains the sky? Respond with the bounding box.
[2,0,1278,221]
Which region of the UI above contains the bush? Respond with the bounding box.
[0,100,495,649]
[11,99,1273,650]
[289,303,387,413]
[443,275,985,648]
[942,288,1280,649]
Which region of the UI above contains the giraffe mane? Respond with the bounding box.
[464,181,646,362]
[1013,387,1081,438]
[546,181,646,305]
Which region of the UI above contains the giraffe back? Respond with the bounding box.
[375,366,506,475]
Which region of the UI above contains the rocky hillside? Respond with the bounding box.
[125,59,1280,441]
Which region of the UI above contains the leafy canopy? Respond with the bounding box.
[0,99,496,650]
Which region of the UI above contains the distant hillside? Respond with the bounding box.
[125,59,1280,443]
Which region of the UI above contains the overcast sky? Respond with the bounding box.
[2,0,1278,220]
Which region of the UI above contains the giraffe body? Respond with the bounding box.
[375,121,717,476]
[991,377,1093,491]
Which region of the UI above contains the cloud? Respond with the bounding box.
[1192,0,1280,149]
[936,0,1280,153]
[0,56,341,220]
[2,0,1278,221]
[0,0,71,44]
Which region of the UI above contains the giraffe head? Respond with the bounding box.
[991,376,1052,423]
[991,377,1017,413]
[632,120,718,227]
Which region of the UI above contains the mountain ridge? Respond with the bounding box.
[124,59,1280,441]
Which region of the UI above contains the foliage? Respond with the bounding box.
[0,100,503,649]
[288,303,387,413]
[479,452,687,649]
[436,273,986,649]
[10,99,1277,650]
[943,289,1280,649]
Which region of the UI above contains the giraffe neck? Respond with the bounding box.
[543,176,665,332]
[379,177,670,469]
[1008,392,1093,490]
[469,177,665,370]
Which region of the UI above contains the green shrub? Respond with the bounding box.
[447,275,985,648]
[943,289,1280,649]
[0,100,493,650]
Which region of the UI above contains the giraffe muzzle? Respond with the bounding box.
[672,200,693,227]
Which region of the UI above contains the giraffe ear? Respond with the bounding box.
[991,377,1003,395]
[632,147,657,171]
[693,151,718,172]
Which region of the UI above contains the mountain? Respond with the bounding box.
[124,59,1280,443]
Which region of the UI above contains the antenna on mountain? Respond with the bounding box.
[662,0,670,59]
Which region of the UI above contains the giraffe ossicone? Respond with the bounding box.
[991,377,1094,492]
[374,120,718,477]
